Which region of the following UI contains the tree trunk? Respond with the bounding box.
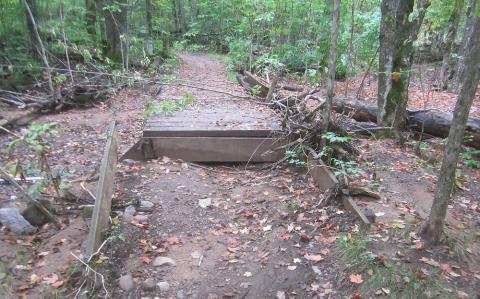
[103,0,128,67]
[377,0,430,131]
[172,0,180,34]
[456,0,477,87]
[331,97,480,149]
[85,0,97,39]
[189,0,198,22]
[321,0,340,140]
[145,0,154,55]
[422,15,480,244]
[177,0,187,34]
[439,0,464,91]
[23,0,39,57]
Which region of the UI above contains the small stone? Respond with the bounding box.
[134,214,149,222]
[122,159,136,165]
[125,205,136,215]
[119,274,134,291]
[364,208,376,223]
[0,208,36,234]
[137,200,154,212]
[198,197,212,209]
[176,290,186,299]
[157,281,170,293]
[143,278,156,291]
[153,256,176,267]
[21,199,51,226]
[82,206,94,219]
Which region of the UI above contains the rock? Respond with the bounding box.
[21,200,51,226]
[123,205,136,222]
[364,208,376,223]
[125,205,136,215]
[0,208,36,234]
[119,274,134,291]
[198,197,212,209]
[82,206,94,219]
[134,214,149,222]
[153,256,176,267]
[157,281,170,293]
[176,290,186,299]
[122,159,136,165]
[143,278,156,291]
[137,200,154,212]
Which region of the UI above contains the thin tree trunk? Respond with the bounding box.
[456,0,477,87]
[177,0,187,34]
[145,0,154,55]
[23,0,39,57]
[439,0,464,91]
[85,0,97,39]
[321,0,340,144]
[103,0,128,68]
[377,0,430,131]
[345,0,355,98]
[23,0,54,94]
[422,15,480,244]
[60,2,74,83]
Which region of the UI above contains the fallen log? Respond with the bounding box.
[331,96,480,149]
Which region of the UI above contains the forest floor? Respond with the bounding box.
[0,53,479,299]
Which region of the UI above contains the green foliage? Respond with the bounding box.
[322,132,352,143]
[144,94,196,119]
[336,233,453,299]
[286,148,307,167]
[461,149,480,169]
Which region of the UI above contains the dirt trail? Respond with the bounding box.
[104,54,353,299]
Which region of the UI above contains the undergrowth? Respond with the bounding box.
[335,233,455,299]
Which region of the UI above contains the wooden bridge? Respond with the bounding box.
[122,99,286,162]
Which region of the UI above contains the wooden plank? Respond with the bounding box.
[307,156,371,229]
[143,128,279,138]
[86,122,118,256]
[307,157,339,191]
[146,137,285,162]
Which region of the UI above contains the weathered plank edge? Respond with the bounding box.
[85,121,118,256]
[307,156,371,229]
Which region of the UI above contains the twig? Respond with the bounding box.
[70,252,110,299]
[0,167,62,229]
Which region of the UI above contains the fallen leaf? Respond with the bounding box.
[142,256,152,264]
[263,225,272,232]
[167,236,181,245]
[419,257,439,267]
[30,274,41,284]
[287,265,297,271]
[349,273,363,284]
[276,291,286,299]
[52,280,64,288]
[304,254,324,262]
[244,271,252,277]
[440,263,452,272]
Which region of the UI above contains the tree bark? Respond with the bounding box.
[321,0,341,140]
[145,0,154,55]
[422,15,480,244]
[177,0,187,34]
[85,0,97,39]
[456,0,477,87]
[23,0,39,57]
[439,0,464,91]
[377,0,430,131]
[103,0,128,67]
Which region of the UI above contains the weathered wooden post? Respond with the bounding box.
[85,122,118,257]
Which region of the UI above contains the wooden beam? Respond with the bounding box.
[86,122,118,256]
[123,137,285,162]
